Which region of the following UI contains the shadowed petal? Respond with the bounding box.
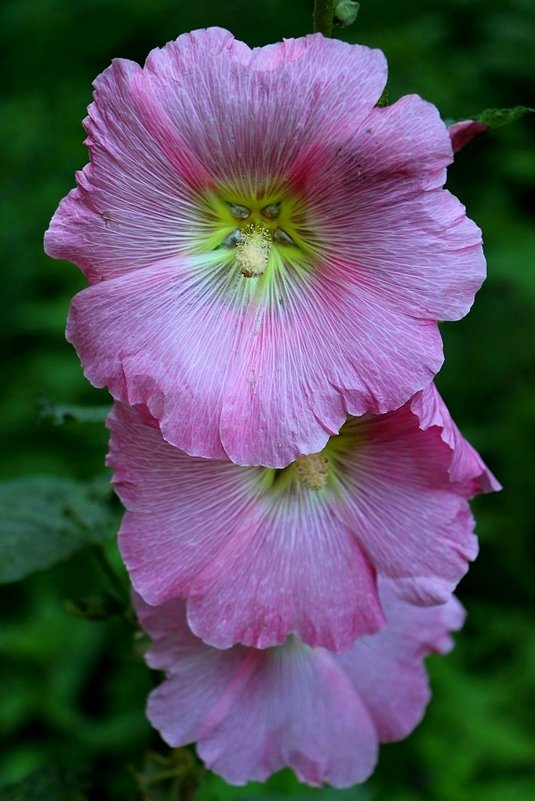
[135,580,463,787]
[334,401,480,605]
[338,579,465,741]
[187,487,384,650]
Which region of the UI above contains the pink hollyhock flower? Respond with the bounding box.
[107,384,498,651]
[134,580,465,787]
[46,28,486,468]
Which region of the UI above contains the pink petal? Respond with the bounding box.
[144,29,387,190]
[333,389,492,605]
[109,384,497,646]
[135,579,464,787]
[198,644,378,787]
[45,58,213,284]
[148,637,378,787]
[70,256,254,460]
[298,95,486,323]
[410,383,501,493]
[448,120,489,153]
[108,403,254,601]
[338,579,465,741]
[138,591,379,787]
[47,31,488,466]
[109,403,384,650]
[187,488,384,650]
[219,279,443,466]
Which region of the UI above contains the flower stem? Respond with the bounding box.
[181,785,195,801]
[313,0,334,36]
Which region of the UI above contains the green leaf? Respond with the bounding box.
[474,106,534,129]
[0,475,118,583]
[0,765,88,801]
[38,399,111,425]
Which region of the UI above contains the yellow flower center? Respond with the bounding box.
[235,224,272,278]
[192,186,322,306]
[294,453,329,491]
[197,189,311,265]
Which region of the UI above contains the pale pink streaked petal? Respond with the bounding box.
[144,29,387,190]
[187,487,383,650]
[109,403,384,650]
[69,255,256,460]
[219,278,443,467]
[135,579,463,787]
[45,58,213,284]
[334,393,485,605]
[292,95,485,322]
[108,402,257,600]
[147,634,378,787]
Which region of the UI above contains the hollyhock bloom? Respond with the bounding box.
[108,384,498,651]
[134,580,465,787]
[46,28,486,468]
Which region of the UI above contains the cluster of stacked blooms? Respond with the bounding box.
[45,28,499,788]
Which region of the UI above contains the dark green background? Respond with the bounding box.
[1,1,533,799]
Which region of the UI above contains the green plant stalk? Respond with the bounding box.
[181,784,195,801]
[313,0,334,36]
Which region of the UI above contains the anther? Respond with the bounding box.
[227,202,251,220]
[261,202,281,220]
[294,453,329,491]
[219,229,242,249]
[273,227,296,246]
[236,224,272,278]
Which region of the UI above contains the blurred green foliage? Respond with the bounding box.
[0,0,533,799]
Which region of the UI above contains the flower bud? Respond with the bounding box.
[334,1,360,27]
